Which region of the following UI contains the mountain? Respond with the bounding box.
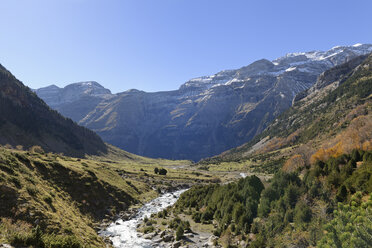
[184,53,372,248]
[0,64,107,157]
[35,81,113,122]
[207,52,372,166]
[36,44,372,161]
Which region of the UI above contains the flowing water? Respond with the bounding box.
[101,189,187,248]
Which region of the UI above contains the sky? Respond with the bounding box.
[1,0,372,93]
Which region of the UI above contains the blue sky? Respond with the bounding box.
[1,0,371,93]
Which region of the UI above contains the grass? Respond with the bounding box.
[0,141,273,247]
[199,148,289,181]
[0,145,218,247]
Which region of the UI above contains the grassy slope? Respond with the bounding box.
[0,145,217,247]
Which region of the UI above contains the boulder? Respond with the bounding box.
[163,234,174,242]
[172,241,182,248]
[143,232,156,239]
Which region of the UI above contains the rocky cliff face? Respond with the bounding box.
[35,81,113,121]
[209,52,372,163]
[36,44,372,161]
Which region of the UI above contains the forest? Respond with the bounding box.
[171,149,372,247]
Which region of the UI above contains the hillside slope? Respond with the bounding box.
[157,53,372,248]
[36,44,372,161]
[0,145,201,247]
[0,64,107,157]
[206,53,372,170]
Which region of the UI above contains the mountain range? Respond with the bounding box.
[207,52,372,167]
[1,43,371,248]
[35,44,372,161]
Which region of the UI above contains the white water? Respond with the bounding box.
[101,189,187,248]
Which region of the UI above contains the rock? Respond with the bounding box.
[160,230,167,238]
[172,241,182,248]
[153,238,163,243]
[184,233,194,238]
[1,244,14,248]
[207,235,218,245]
[143,232,156,239]
[163,234,174,242]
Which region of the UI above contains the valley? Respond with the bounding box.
[0,47,371,248]
[1,1,372,247]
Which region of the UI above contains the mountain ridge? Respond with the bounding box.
[0,64,107,157]
[206,53,372,165]
[35,44,372,161]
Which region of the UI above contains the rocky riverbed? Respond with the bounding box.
[100,189,188,248]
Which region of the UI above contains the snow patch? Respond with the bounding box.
[285,67,296,72]
[225,78,245,85]
[189,77,213,83]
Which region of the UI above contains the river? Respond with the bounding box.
[100,189,187,248]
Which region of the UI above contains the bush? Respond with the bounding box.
[175,226,184,241]
[294,202,312,225]
[43,195,53,205]
[8,225,81,248]
[29,146,44,154]
[318,193,372,248]
[363,151,372,162]
[143,226,155,234]
[43,234,82,248]
[26,186,38,196]
[159,168,167,175]
[201,207,214,221]
[336,185,348,202]
[192,212,201,223]
[11,225,43,247]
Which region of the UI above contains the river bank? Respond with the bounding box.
[99,189,188,247]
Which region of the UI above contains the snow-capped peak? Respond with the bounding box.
[179,44,372,95]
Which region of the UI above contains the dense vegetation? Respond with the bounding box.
[174,175,264,236]
[318,193,372,248]
[169,149,372,247]
[249,149,372,247]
